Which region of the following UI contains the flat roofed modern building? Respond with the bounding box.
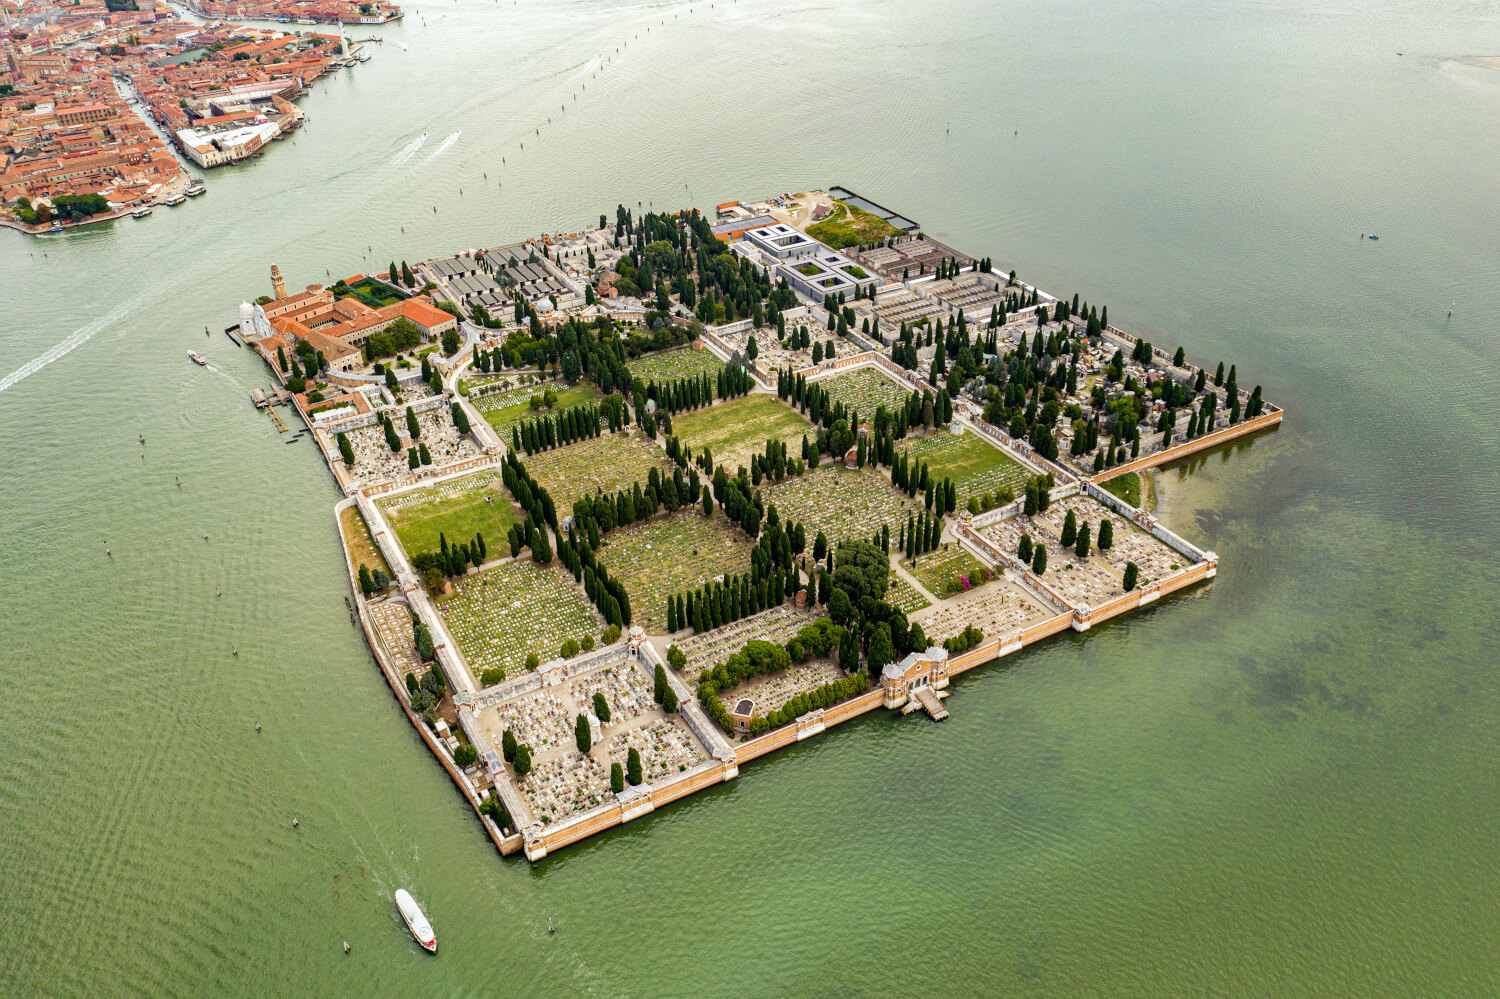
[744,222,819,260]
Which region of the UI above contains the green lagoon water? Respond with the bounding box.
[2,1,1498,994]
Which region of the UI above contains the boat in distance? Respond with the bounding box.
[395,889,436,952]
[187,351,207,366]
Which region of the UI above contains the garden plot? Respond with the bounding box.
[627,346,724,381]
[596,513,754,633]
[570,659,657,726]
[670,604,817,673]
[760,465,923,548]
[516,751,611,825]
[524,432,676,512]
[437,559,600,679]
[473,380,603,439]
[604,717,703,783]
[980,497,1183,607]
[669,394,813,473]
[885,572,932,614]
[912,577,1054,644]
[820,367,910,416]
[904,545,994,599]
[369,599,422,678]
[378,470,518,558]
[897,430,1032,505]
[717,660,847,719]
[340,408,482,485]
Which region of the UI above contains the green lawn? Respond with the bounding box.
[806,201,898,249]
[378,470,520,558]
[474,381,604,440]
[596,512,754,632]
[670,394,813,472]
[1100,471,1142,508]
[897,430,1032,505]
[627,347,724,382]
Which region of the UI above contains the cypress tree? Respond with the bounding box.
[1123,561,1139,591]
[1032,544,1048,575]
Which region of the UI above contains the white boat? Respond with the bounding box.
[185,183,205,198]
[395,889,436,952]
[187,351,207,366]
[164,194,186,206]
[132,207,152,218]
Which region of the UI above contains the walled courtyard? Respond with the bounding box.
[910,575,1055,645]
[338,405,482,485]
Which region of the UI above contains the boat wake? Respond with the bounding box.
[0,299,133,395]
[391,132,427,166]
[426,130,461,160]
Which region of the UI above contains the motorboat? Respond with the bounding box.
[187,351,207,366]
[164,194,186,206]
[395,889,436,952]
[1367,234,1379,240]
[132,207,152,218]
[185,183,206,198]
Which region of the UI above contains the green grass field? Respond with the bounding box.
[474,381,604,440]
[524,432,677,512]
[670,394,813,471]
[439,560,600,679]
[627,347,724,382]
[1100,471,1142,508]
[806,201,898,249]
[897,430,1032,504]
[596,512,754,632]
[378,470,520,558]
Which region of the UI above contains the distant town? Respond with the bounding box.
[229,189,1282,861]
[0,0,397,233]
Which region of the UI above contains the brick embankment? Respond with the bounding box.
[1095,408,1283,483]
[334,498,518,856]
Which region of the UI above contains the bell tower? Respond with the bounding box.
[270,264,286,299]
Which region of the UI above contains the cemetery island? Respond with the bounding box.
[232,189,1283,861]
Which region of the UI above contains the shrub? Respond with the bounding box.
[512,744,532,777]
[560,638,581,658]
[480,667,504,686]
[453,743,477,767]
